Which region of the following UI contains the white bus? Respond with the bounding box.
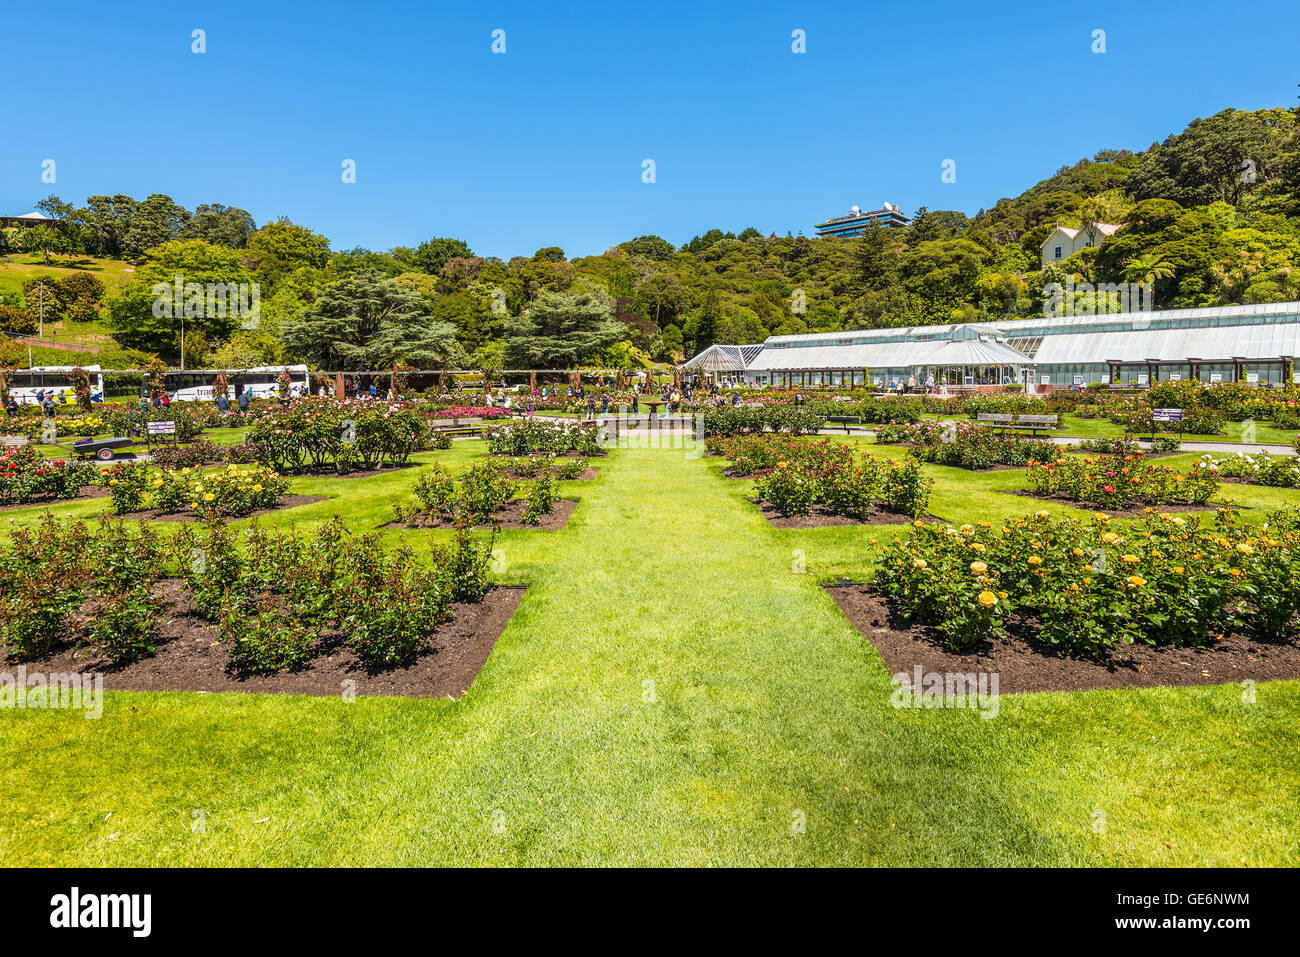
[5,366,105,406]
[170,365,311,402]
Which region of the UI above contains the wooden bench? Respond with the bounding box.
[825,415,862,433]
[1015,414,1060,436]
[428,416,484,436]
[976,412,1059,436]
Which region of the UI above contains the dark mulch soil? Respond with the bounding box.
[113,494,329,523]
[750,498,931,528]
[0,485,111,513]
[828,584,1300,694]
[384,497,577,531]
[997,488,1239,518]
[8,579,526,699]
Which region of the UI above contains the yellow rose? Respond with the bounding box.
[970,561,987,575]
[1122,554,1139,564]
[1028,556,1042,565]
[1236,543,1254,555]
[204,493,215,502]
[913,559,928,569]
[253,484,262,492]
[977,590,997,608]
[1127,575,1146,587]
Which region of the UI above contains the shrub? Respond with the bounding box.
[874,507,1300,657]
[754,462,818,516]
[0,445,96,505]
[484,419,604,456]
[455,462,515,524]
[555,457,588,480]
[222,595,317,673]
[0,575,83,659]
[341,540,450,666]
[521,473,556,525]
[100,461,151,512]
[430,527,495,603]
[150,439,227,469]
[91,586,159,663]
[246,397,427,473]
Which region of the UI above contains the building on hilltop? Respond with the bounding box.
[1041,223,1124,267]
[814,203,911,238]
[0,211,56,229]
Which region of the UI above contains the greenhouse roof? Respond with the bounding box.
[679,343,765,371]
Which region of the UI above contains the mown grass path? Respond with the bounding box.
[2,446,1298,865]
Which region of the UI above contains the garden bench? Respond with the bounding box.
[976,413,1016,429]
[428,417,484,436]
[1014,414,1059,436]
[824,415,861,433]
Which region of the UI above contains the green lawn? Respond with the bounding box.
[1,439,1298,865]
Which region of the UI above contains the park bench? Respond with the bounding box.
[1015,414,1060,436]
[824,415,861,433]
[428,416,485,436]
[976,412,1059,436]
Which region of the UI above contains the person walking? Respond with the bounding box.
[42,394,56,419]
[216,392,230,414]
[238,386,250,413]
[600,393,610,415]
[586,394,596,419]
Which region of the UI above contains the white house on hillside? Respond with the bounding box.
[1041,223,1123,267]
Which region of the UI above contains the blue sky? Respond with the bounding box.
[1,0,1296,259]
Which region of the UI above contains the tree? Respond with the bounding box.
[1122,253,1176,286]
[107,240,253,353]
[182,203,256,248]
[17,224,68,264]
[502,282,625,367]
[80,194,138,258]
[121,194,190,258]
[411,237,474,275]
[622,235,675,260]
[284,272,464,370]
[1126,107,1295,207]
[244,218,331,290]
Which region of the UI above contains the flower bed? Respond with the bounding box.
[100,462,290,518]
[875,420,1062,469]
[754,453,932,520]
[393,461,563,529]
[245,397,427,473]
[699,406,825,437]
[706,433,852,477]
[0,514,496,675]
[484,419,605,456]
[874,507,1300,659]
[1024,453,1220,509]
[1197,452,1300,489]
[0,445,97,506]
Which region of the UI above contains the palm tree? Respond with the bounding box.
[1123,253,1176,286]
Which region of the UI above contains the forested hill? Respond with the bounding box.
[2,104,1297,372]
